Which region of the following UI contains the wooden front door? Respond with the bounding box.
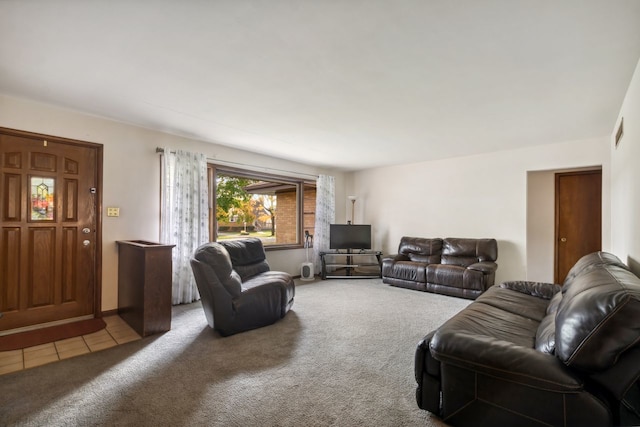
[555,169,602,283]
[0,128,102,332]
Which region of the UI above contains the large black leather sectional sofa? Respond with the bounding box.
[415,251,640,426]
[382,237,498,299]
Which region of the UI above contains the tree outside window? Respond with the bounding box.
[208,166,316,248]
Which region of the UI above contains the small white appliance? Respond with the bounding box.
[300,262,314,280]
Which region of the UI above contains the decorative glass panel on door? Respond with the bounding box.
[30,176,55,220]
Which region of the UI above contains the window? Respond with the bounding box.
[208,165,316,249]
[30,176,55,221]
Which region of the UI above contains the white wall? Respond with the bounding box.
[611,57,640,276]
[350,138,610,284]
[0,94,342,312]
[3,76,633,311]
[526,170,555,283]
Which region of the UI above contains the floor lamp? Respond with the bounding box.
[348,195,356,224]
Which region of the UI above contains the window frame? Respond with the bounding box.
[208,163,311,251]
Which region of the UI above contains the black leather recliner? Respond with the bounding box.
[415,251,640,426]
[190,238,294,336]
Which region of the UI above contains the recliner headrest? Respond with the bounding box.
[219,238,267,266]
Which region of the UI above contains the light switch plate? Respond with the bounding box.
[107,207,120,217]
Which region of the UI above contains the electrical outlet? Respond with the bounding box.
[107,207,120,217]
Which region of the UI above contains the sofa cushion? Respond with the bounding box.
[408,253,437,263]
[220,238,270,281]
[441,238,497,267]
[398,237,442,264]
[534,290,563,353]
[440,255,477,267]
[234,261,271,281]
[426,264,498,293]
[242,270,295,315]
[546,290,563,315]
[535,314,556,354]
[478,285,550,323]
[389,261,427,282]
[426,264,465,288]
[555,263,640,372]
[433,290,542,349]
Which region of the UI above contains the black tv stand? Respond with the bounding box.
[320,250,383,279]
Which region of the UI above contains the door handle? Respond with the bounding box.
[560,237,567,242]
[83,240,91,246]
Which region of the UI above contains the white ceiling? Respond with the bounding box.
[1,1,640,171]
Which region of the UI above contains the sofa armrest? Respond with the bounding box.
[415,331,439,382]
[500,280,561,299]
[430,331,583,392]
[467,261,497,273]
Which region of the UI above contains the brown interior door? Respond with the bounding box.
[0,129,101,331]
[555,170,602,283]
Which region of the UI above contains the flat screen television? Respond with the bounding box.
[329,224,371,250]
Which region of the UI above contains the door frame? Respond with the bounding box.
[0,126,103,322]
[553,168,602,283]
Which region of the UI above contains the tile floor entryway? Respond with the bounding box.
[0,316,141,376]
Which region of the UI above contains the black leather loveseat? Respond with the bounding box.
[190,238,295,336]
[415,251,640,426]
[382,237,497,299]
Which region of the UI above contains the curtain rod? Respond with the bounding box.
[156,147,319,179]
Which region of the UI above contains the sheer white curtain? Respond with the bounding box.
[160,149,209,304]
[313,174,335,273]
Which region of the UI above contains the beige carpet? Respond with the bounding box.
[0,278,470,426]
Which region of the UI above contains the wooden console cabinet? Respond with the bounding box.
[117,240,175,337]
